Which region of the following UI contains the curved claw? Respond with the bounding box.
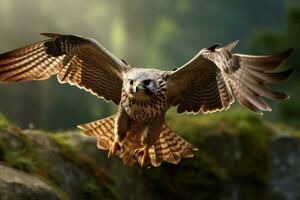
[132,145,149,167]
[108,139,124,158]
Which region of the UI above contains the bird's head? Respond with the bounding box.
[124,68,166,100]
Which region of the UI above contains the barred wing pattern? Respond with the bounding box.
[0,33,126,104]
[168,41,293,115]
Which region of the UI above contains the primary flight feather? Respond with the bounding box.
[0,33,293,167]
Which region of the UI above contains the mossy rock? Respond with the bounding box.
[0,109,300,199]
[4,153,36,173]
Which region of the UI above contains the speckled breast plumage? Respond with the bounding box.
[121,87,167,122]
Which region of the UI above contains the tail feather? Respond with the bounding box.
[77,115,115,131]
[149,124,197,167]
[78,116,198,167]
[78,116,115,150]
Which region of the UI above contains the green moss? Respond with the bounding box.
[0,114,11,129]
[49,133,76,154]
[0,130,53,177]
[229,114,271,199]
[50,133,95,169]
[4,152,36,173]
[142,152,231,200]
[273,122,300,138]
[49,133,115,199]
[165,108,273,199]
[0,129,37,173]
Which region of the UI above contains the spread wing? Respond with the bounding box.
[0,33,127,104]
[167,41,293,115]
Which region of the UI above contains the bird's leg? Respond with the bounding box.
[108,107,130,158]
[133,145,150,167]
[108,137,123,158]
[133,118,164,166]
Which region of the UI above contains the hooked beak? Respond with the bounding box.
[132,80,144,93]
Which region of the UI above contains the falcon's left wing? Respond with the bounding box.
[167,41,293,115]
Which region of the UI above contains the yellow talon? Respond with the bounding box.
[133,145,149,167]
[108,138,123,158]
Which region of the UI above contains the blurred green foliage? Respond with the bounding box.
[249,3,300,128]
[0,0,298,130]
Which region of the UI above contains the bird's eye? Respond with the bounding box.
[143,79,151,86]
[129,79,133,85]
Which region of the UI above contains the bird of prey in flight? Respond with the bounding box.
[0,33,293,167]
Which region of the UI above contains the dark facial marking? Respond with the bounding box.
[143,79,151,86]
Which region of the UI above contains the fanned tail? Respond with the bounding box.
[77,115,115,150]
[148,124,198,167]
[78,116,198,167]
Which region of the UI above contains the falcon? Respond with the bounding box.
[0,33,293,167]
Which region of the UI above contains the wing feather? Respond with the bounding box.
[0,33,126,104]
[167,41,293,114]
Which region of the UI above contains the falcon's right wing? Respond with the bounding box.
[167,41,293,115]
[0,33,127,104]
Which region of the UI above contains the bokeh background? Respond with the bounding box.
[0,0,300,200]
